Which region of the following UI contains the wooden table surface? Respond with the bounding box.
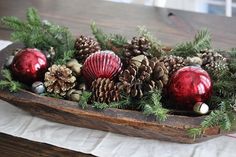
[0,0,236,156]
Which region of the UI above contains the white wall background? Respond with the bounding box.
[105,0,234,17]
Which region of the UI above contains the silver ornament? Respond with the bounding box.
[5,55,15,67]
[32,81,45,94]
[193,102,209,115]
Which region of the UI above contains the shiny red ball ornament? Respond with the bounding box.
[10,48,48,84]
[168,66,212,110]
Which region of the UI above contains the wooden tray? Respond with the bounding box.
[0,43,227,144]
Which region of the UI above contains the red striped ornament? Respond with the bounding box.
[82,51,122,83]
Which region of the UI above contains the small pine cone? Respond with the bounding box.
[119,65,144,98]
[91,78,121,103]
[148,57,169,89]
[160,55,186,76]
[199,49,226,65]
[199,49,228,76]
[124,36,151,60]
[119,57,169,98]
[74,35,101,62]
[44,65,76,96]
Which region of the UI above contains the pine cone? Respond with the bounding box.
[91,78,121,103]
[119,57,169,98]
[124,36,151,59]
[160,55,186,76]
[74,35,101,62]
[199,49,228,76]
[44,65,76,96]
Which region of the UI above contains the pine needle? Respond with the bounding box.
[228,48,236,73]
[188,101,236,139]
[92,102,109,110]
[1,7,75,64]
[141,90,169,121]
[91,21,108,49]
[172,29,211,57]
[187,128,203,140]
[54,50,75,65]
[78,91,92,109]
[0,69,23,92]
[90,21,127,57]
[26,7,41,26]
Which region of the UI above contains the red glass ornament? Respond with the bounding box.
[167,66,212,110]
[10,48,48,84]
[82,50,122,83]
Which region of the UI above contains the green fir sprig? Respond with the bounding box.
[92,102,109,110]
[0,69,23,92]
[188,100,236,139]
[140,90,169,121]
[228,48,236,73]
[91,22,128,57]
[137,26,163,57]
[1,7,75,65]
[92,95,133,110]
[78,91,92,109]
[172,29,211,57]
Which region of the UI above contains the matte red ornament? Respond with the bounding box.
[82,50,122,83]
[167,66,212,110]
[10,48,48,84]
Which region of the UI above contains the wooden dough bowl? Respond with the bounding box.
[0,43,231,144]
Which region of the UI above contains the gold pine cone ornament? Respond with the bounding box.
[44,65,76,96]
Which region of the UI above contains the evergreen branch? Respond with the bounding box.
[228,48,236,73]
[26,7,41,26]
[92,95,133,110]
[54,50,75,65]
[138,26,163,57]
[1,16,27,31]
[110,34,128,47]
[91,21,108,49]
[1,7,75,65]
[141,90,169,121]
[187,128,203,140]
[90,22,128,57]
[192,29,211,51]
[188,101,236,139]
[172,29,211,57]
[92,102,109,110]
[78,91,92,109]
[0,69,23,92]
[1,69,12,81]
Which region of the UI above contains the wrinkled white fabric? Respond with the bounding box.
[0,40,236,157]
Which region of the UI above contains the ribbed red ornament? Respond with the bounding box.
[167,66,212,110]
[82,50,122,83]
[10,48,48,84]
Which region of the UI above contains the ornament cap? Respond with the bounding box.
[193,102,209,115]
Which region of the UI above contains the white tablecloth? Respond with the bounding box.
[0,40,236,157]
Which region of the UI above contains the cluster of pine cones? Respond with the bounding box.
[44,35,228,104]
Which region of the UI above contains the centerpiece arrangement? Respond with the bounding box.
[0,8,235,143]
